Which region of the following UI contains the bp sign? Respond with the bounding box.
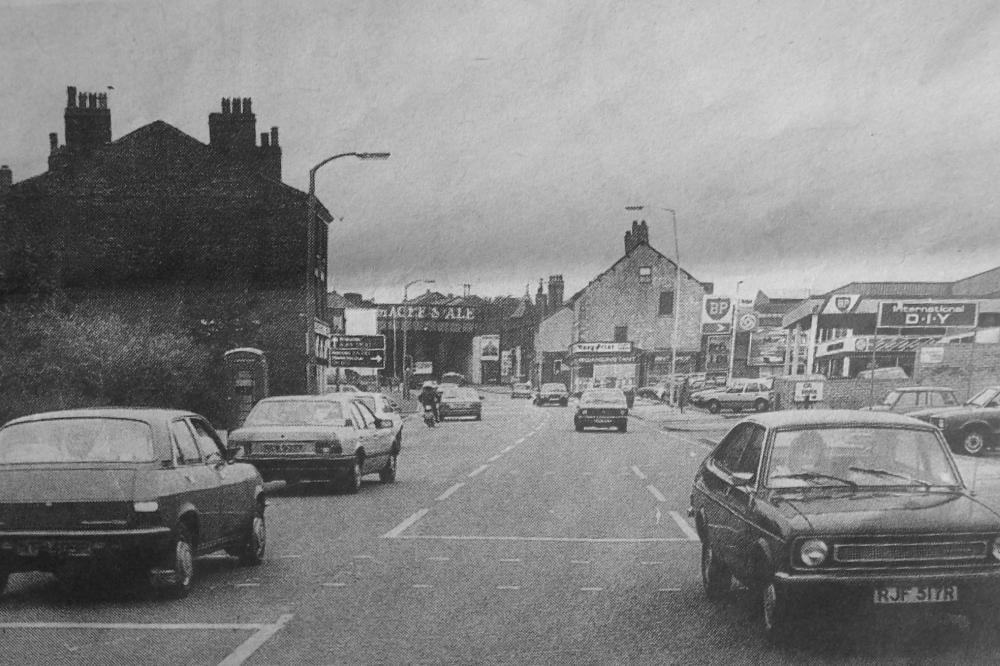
[877,302,977,328]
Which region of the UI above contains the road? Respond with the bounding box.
[2,393,1000,664]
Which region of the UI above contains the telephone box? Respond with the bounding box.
[223,348,269,429]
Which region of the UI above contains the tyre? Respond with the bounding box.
[754,399,769,413]
[700,542,730,601]
[560,400,568,407]
[707,401,721,415]
[379,453,398,483]
[961,427,990,457]
[344,458,363,494]
[0,567,8,597]
[474,413,482,421]
[161,524,195,599]
[618,421,627,433]
[228,505,266,566]
[575,421,584,432]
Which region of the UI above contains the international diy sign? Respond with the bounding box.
[877,302,977,328]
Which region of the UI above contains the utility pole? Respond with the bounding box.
[727,280,743,384]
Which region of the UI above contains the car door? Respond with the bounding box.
[355,401,391,470]
[168,418,223,550]
[722,425,766,577]
[700,424,754,568]
[347,402,378,474]
[189,417,247,540]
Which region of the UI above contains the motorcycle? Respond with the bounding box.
[423,404,436,427]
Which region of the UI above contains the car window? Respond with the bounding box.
[350,402,373,429]
[895,392,918,409]
[713,425,753,473]
[189,419,224,463]
[356,396,377,413]
[732,426,765,476]
[0,418,155,464]
[931,392,956,407]
[245,400,345,426]
[356,401,379,427]
[170,420,202,464]
[380,396,398,413]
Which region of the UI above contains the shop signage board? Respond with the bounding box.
[748,329,788,366]
[823,294,861,314]
[571,342,633,354]
[919,347,945,365]
[329,335,386,368]
[701,296,732,334]
[377,304,477,321]
[794,380,824,403]
[478,334,500,361]
[877,302,977,328]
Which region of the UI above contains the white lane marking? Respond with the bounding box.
[411,584,432,589]
[468,464,489,478]
[395,535,696,543]
[486,454,502,462]
[496,585,521,590]
[382,508,430,539]
[322,582,347,588]
[646,485,667,502]
[218,613,294,666]
[640,561,665,565]
[657,588,682,592]
[669,510,701,541]
[0,621,267,631]
[515,438,526,444]
[352,555,375,560]
[234,583,260,588]
[498,558,521,563]
[271,555,302,560]
[502,445,516,453]
[427,556,451,562]
[630,465,647,480]
[580,587,604,592]
[543,471,555,476]
[570,560,590,565]
[435,482,465,501]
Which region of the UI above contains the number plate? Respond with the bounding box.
[17,540,92,557]
[260,443,305,454]
[873,585,958,604]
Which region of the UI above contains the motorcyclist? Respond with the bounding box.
[418,382,441,423]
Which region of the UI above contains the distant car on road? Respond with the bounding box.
[574,388,629,433]
[439,386,483,421]
[228,394,400,492]
[0,408,267,599]
[862,386,958,414]
[511,382,533,399]
[534,383,569,407]
[440,372,467,387]
[329,384,360,392]
[910,386,1000,456]
[693,380,773,414]
[690,410,1000,642]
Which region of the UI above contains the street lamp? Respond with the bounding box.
[305,152,390,393]
[728,280,744,384]
[626,205,681,404]
[401,278,435,396]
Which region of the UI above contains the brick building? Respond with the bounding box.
[0,87,334,422]
[535,221,712,392]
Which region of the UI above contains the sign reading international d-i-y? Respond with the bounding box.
[701,296,732,334]
[877,302,978,328]
[329,335,386,368]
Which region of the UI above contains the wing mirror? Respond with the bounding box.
[375,418,393,429]
[344,418,354,428]
[731,471,755,486]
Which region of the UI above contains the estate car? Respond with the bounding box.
[511,383,533,399]
[690,410,1000,642]
[0,408,267,598]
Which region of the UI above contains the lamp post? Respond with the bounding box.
[728,280,744,384]
[304,151,389,394]
[626,205,681,403]
[401,278,435,396]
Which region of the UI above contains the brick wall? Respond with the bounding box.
[913,343,1000,400]
[771,376,911,410]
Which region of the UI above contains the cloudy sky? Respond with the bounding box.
[2,0,999,302]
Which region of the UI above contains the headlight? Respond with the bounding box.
[799,539,829,567]
[579,409,588,416]
[991,537,1000,561]
[934,418,947,429]
[133,500,159,513]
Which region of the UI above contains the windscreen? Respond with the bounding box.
[0,418,155,463]
[244,401,345,426]
[355,397,377,413]
[542,384,566,392]
[580,390,626,405]
[766,426,959,489]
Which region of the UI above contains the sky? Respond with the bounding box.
[2,0,999,302]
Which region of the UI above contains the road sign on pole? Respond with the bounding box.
[329,335,386,368]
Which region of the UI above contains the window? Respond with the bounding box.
[190,419,224,463]
[638,266,652,283]
[170,420,201,464]
[714,425,753,473]
[614,326,628,342]
[658,290,674,316]
[553,360,563,374]
[352,402,376,428]
[735,427,765,476]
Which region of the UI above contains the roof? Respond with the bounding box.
[781,297,825,328]
[890,386,957,393]
[257,394,357,403]
[743,409,936,430]
[4,407,200,425]
[825,282,954,299]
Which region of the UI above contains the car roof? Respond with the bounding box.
[742,409,937,430]
[257,394,359,403]
[4,407,201,427]
[890,386,956,392]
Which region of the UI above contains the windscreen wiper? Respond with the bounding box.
[771,472,858,488]
[848,466,933,489]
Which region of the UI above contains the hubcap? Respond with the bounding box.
[966,433,985,454]
[175,539,193,586]
[354,462,362,488]
[252,516,266,557]
[762,584,777,629]
[701,546,712,585]
[390,455,397,472]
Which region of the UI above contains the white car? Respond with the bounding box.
[353,392,405,438]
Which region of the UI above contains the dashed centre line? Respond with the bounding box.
[669,510,701,541]
[498,558,521,563]
[468,464,489,478]
[435,482,465,501]
[630,465,647,480]
[646,485,667,502]
[382,508,430,539]
[496,585,521,591]
[486,454,502,462]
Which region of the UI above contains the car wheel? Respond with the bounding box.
[0,567,8,596]
[231,505,266,566]
[700,542,730,601]
[754,399,769,412]
[618,421,627,433]
[344,458,363,494]
[379,453,398,483]
[707,401,721,415]
[561,400,568,407]
[575,422,584,432]
[962,427,989,457]
[161,524,195,599]
[761,579,793,644]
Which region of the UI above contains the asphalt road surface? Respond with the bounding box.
[2,393,1000,664]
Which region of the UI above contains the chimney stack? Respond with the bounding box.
[548,275,564,311]
[624,219,650,254]
[0,165,11,196]
[49,133,59,152]
[209,96,256,154]
[64,85,111,153]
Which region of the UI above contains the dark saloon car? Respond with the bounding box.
[0,409,267,598]
[511,382,533,399]
[690,410,1000,642]
[909,386,1000,456]
[438,387,483,421]
[534,383,569,407]
[228,394,400,492]
[862,386,958,415]
[574,388,629,432]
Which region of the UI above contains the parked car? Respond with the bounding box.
[910,386,1000,456]
[690,410,1000,642]
[440,372,467,387]
[574,388,629,432]
[228,394,400,492]
[862,386,958,414]
[511,382,533,399]
[0,408,267,599]
[534,383,569,407]
[636,385,668,402]
[693,380,773,414]
[328,384,360,393]
[439,386,483,420]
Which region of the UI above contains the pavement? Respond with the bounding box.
[4,393,1000,664]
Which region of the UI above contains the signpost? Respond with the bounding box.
[701,296,732,335]
[329,335,386,368]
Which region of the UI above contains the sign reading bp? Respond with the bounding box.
[702,296,732,335]
[877,302,977,328]
[329,335,386,368]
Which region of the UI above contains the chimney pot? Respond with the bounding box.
[222,97,231,114]
[49,132,59,151]
[67,86,77,108]
[270,126,279,146]
[243,97,252,114]
[234,98,243,114]
[260,132,269,147]
[0,165,12,196]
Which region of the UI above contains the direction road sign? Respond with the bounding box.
[702,322,731,335]
[329,335,386,368]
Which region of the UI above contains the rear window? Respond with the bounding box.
[542,384,566,392]
[0,418,155,463]
[244,401,345,426]
[442,388,478,401]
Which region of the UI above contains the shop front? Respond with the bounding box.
[567,342,638,392]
